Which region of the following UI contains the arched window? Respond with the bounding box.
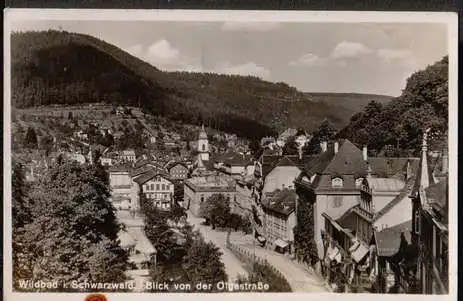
[332,177,343,188]
[200,195,204,203]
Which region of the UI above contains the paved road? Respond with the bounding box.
[229,233,330,293]
[187,214,248,282]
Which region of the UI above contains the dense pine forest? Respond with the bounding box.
[11,30,391,139]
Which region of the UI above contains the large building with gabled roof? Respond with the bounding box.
[294,139,421,265]
[132,168,174,210]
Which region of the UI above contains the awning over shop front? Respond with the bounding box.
[351,242,369,263]
[274,239,289,248]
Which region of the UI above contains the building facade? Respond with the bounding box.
[410,131,448,294]
[133,169,174,210]
[184,175,236,216]
[262,189,297,253]
[166,162,189,181]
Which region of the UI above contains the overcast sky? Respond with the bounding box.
[10,20,448,96]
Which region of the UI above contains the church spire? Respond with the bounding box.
[419,128,431,190]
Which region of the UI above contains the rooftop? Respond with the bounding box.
[262,189,297,216]
[372,178,415,222]
[132,168,171,185]
[367,177,406,192]
[374,220,412,257]
[425,176,448,223]
[185,175,235,191]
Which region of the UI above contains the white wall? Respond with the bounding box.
[314,194,359,258]
[263,166,300,193]
[110,172,131,187]
[372,194,399,213]
[373,195,412,231]
[130,182,140,210]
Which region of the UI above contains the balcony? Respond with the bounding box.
[353,206,373,221]
[359,184,372,195]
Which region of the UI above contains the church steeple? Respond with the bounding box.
[419,128,431,190]
[197,124,209,161]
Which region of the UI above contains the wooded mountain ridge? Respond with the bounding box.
[11,30,392,139]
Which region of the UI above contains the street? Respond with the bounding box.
[187,213,329,292]
[232,239,330,292]
[186,214,249,282]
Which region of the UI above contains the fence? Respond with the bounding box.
[227,242,287,282]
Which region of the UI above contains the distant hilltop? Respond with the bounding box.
[11,30,392,139]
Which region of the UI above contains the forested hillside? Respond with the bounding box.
[11,30,390,138]
[338,56,448,156]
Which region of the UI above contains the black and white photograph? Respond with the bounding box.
[3,9,458,300]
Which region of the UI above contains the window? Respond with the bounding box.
[151,184,154,191]
[202,144,205,151]
[333,196,343,208]
[156,184,160,191]
[200,195,204,203]
[332,177,343,188]
[162,184,165,190]
[166,184,170,190]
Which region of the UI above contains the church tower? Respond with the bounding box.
[197,124,209,161]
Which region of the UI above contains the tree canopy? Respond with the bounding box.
[12,159,128,291]
[339,56,448,155]
[11,30,391,140]
[199,193,231,229]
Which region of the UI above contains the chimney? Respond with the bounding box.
[334,141,339,154]
[320,141,327,153]
[363,145,368,161]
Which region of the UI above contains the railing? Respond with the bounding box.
[227,242,287,282]
[359,184,372,195]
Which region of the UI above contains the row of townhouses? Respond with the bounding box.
[247,131,447,294]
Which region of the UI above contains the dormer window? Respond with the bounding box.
[332,177,343,188]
